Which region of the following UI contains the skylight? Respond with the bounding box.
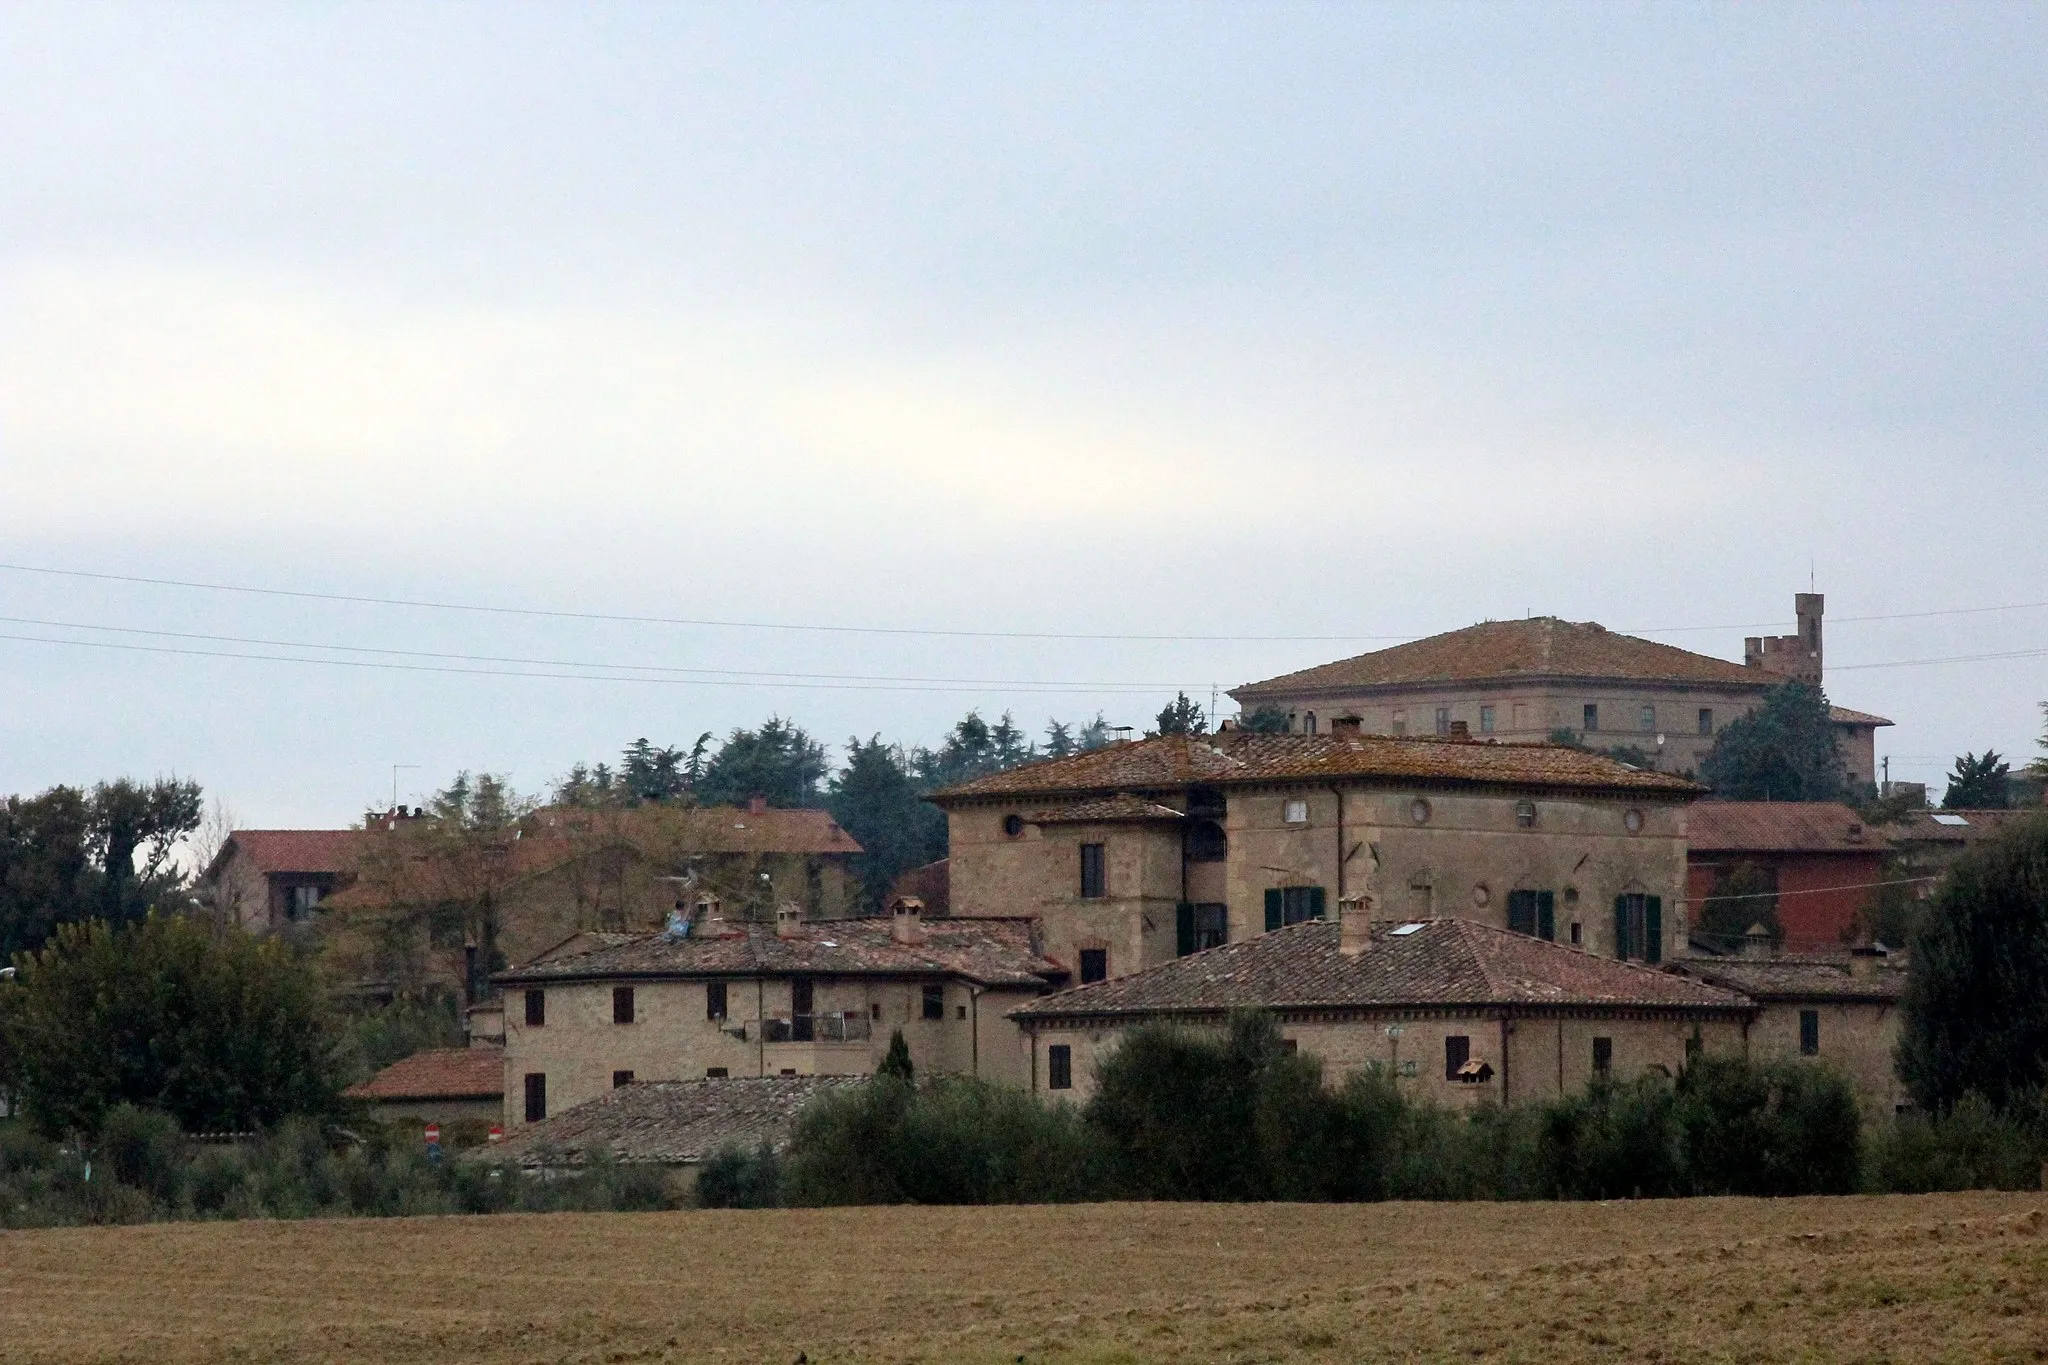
[1391,922,1426,936]
[1931,813,1970,827]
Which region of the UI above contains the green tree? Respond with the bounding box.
[1942,751,2012,809]
[1694,858,1783,950]
[0,778,203,958]
[877,1029,914,1081]
[1896,814,2048,1114]
[827,737,944,912]
[697,718,828,808]
[0,915,346,1137]
[1152,692,1207,737]
[1241,706,1290,734]
[1699,683,1846,802]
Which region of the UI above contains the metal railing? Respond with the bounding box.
[762,1012,871,1044]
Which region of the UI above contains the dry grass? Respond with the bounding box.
[2,1194,2046,1364]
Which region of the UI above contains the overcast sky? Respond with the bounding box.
[2,3,2044,826]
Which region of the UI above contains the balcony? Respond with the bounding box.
[762,1012,871,1044]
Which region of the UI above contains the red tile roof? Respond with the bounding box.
[483,1075,863,1168]
[532,804,862,856]
[220,829,365,877]
[933,732,1699,803]
[345,1047,503,1101]
[1026,795,1187,824]
[496,916,1062,989]
[1670,957,1906,1003]
[1013,918,1751,1020]
[1233,617,1768,697]
[1879,808,2046,846]
[1686,802,1886,855]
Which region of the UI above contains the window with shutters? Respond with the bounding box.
[612,986,635,1025]
[1800,1009,1821,1056]
[1506,889,1555,940]
[523,1072,547,1123]
[1079,948,1108,983]
[1612,892,1662,963]
[1079,843,1106,898]
[922,983,945,1019]
[612,1069,634,1088]
[1176,903,1229,955]
[706,981,728,1021]
[1592,1037,1613,1077]
[1445,1035,1470,1081]
[524,989,546,1028]
[1583,703,1599,732]
[1264,886,1326,930]
[1048,1044,1073,1090]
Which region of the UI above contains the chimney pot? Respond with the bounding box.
[747,795,768,815]
[1337,892,1375,956]
[889,896,927,944]
[775,903,802,938]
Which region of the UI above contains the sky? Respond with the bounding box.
[2,3,2045,827]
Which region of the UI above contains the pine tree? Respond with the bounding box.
[1153,692,1207,736]
[877,1029,914,1082]
[1943,751,2012,809]
[1699,683,1847,802]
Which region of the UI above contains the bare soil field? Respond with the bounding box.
[2,1194,2044,1365]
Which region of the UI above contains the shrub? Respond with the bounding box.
[1676,1056,1862,1196]
[1864,1094,2043,1193]
[697,1143,783,1208]
[98,1104,183,1203]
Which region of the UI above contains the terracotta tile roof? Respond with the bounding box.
[495,916,1062,989]
[933,732,1699,803]
[345,1047,503,1102]
[1013,918,1751,1020]
[1879,809,2046,846]
[1233,618,1768,697]
[1686,802,1887,855]
[532,804,863,856]
[220,829,365,877]
[1670,957,1906,1003]
[1828,705,1895,728]
[482,1075,863,1168]
[1026,795,1187,824]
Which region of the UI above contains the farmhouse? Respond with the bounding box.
[345,1046,505,1127]
[1684,801,1889,951]
[930,729,1699,988]
[491,900,1062,1128]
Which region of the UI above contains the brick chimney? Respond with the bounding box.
[1447,720,1472,742]
[889,896,927,945]
[1331,715,1362,736]
[1337,892,1375,956]
[747,795,768,815]
[775,903,803,938]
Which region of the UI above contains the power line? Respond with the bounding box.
[1693,875,1936,903]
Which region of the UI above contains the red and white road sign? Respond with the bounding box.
[488,1125,503,1144]
[424,1123,441,1145]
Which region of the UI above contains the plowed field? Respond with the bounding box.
[2,1194,2044,1363]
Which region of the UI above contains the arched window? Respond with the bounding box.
[1187,820,1227,862]
[1304,711,1318,735]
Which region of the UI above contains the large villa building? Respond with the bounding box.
[1228,593,1890,788]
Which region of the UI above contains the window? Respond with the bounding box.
[1512,702,1527,731]
[870,1002,882,1021]
[1640,705,1656,732]
[612,1069,634,1088]
[1264,886,1326,930]
[791,979,814,1042]
[957,1004,967,1020]
[1479,705,1495,734]
[1409,798,1431,825]
[1514,800,1537,829]
[706,981,728,1021]
[612,986,635,1025]
[1445,1035,1470,1081]
[1391,710,1407,736]
[1304,711,1317,734]
[523,1072,546,1123]
[1613,893,1662,963]
[1282,799,1309,825]
[706,1066,729,1078]
[922,983,945,1020]
[1435,707,1450,736]
[1002,813,1025,837]
[287,884,323,920]
[1079,948,1108,983]
[1623,808,1645,834]
[1697,708,1714,736]
[1583,703,1599,732]
[1176,902,1229,955]
[1800,1010,1821,1056]
[1280,1038,1298,1055]
[1048,1044,1073,1090]
[1570,921,1582,946]
[1186,820,1227,861]
[524,989,545,1028]
[1506,889,1555,940]
[1592,1037,1613,1077]
[1079,843,1106,898]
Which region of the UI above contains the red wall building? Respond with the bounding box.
[1686,802,1888,952]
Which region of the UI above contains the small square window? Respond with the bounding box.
[1479,705,1495,734]
[1079,948,1108,984]
[1282,799,1309,824]
[612,1069,634,1088]
[1800,1009,1820,1056]
[612,986,635,1025]
[922,983,945,1020]
[1048,1044,1073,1090]
[1698,707,1714,736]
[1514,800,1537,829]
[1079,843,1106,898]
[1593,1037,1613,1076]
[524,989,545,1028]
[706,1066,729,1078]
[956,1004,967,1020]
[1583,704,1599,732]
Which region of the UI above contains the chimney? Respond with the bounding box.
[890,896,927,945]
[1740,922,1775,960]
[775,903,802,938]
[1447,720,1471,742]
[1331,715,1362,736]
[1849,943,1888,979]
[1337,892,1375,956]
[747,795,768,815]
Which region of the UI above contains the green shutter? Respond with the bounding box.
[1308,886,1327,921]
[1176,903,1195,956]
[1613,895,1631,961]
[1537,890,1555,942]
[1644,896,1662,964]
[1264,888,1283,932]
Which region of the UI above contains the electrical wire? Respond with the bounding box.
[1692,875,1937,903]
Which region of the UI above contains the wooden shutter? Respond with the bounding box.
[1644,896,1662,964]
[1265,888,1283,932]
[1308,886,1327,921]
[1613,895,1631,961]
[1537,890,1555,941]
[1176,903,1195,956]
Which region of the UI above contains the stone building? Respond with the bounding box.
[930,730,1700,988]
[1011,909,1755,1107]
[1685,802,1890,952]
[344,1046,505,1128]
[490,901,1062,1129]
[1228,593,1890,788]
[199,828,368,932]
